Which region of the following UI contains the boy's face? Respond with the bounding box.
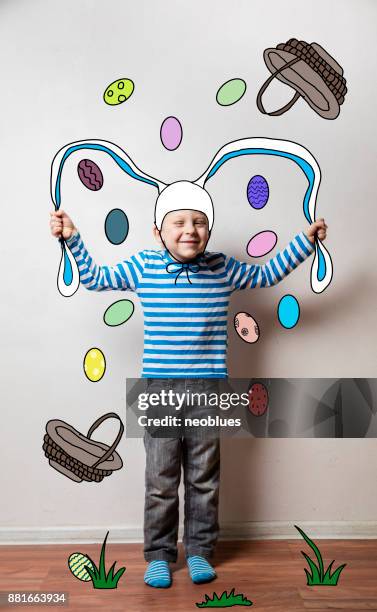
[153,209,209,262]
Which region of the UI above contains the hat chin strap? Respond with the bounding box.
[256,57,301,116]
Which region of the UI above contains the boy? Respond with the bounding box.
[50,204,327,588]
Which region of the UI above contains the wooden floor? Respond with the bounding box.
[1,540,377,611]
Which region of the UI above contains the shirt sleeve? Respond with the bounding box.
[65,230,144,292]
[225,231,315,291]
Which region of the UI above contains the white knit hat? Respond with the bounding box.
[154,181,214,231]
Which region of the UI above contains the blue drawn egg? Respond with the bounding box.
[277,295,300,329]
[247,175,269,210]
[105,209,129,245]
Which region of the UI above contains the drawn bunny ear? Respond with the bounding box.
[194,137,333,294]
[51,139,167,297]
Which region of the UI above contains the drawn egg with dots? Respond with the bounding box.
[234,312,260,344]
[103,78,134,106]
[51,137,333,297]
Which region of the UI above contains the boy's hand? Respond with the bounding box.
[305,218,327,244]
[50,209,77,240]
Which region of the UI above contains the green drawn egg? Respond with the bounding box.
[68,552,95,582]
[216,78,247,106]
[104,299,135,326]
[103,78,134,106]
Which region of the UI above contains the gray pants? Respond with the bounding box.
[143,378,220,563]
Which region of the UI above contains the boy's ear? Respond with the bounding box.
[152,224,162,242]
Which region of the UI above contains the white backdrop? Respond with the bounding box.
[1,0,376,542]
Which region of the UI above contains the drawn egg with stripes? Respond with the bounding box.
[68,552,95,582]
[234,312,260,344]
[247,175,269,210]
[77,159,104,191]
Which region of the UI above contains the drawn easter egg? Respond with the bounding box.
[68,552,95,582]
[104,299,134,326]
[104,209,129,245]
[160,116,183,150]
[103,78,134,105]
[247,175,269,209]
[248,382,269,416]
[277,295,300,329]
[216,78,247,106]
[247,230,277,257]
[234,312,260,344]
[77,159,104,191]
[83,348,106,382]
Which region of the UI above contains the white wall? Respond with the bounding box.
[1,0,376,542]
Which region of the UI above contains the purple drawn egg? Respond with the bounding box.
[247,230,277,257]
[160,116,183,150]
[247,175,269,209]
[77,159,104,191]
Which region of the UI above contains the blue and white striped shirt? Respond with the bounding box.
[66,231,315,378]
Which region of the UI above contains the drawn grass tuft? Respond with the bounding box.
[84,531,126,589]
[295,525,346,586]
[196,587,253,607]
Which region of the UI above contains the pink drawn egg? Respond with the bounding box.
[234,312,260,344]
[247,231,277,257]
[160,116,183,150]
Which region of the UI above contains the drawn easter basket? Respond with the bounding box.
[43,413,124,483]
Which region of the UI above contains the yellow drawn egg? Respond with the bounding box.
[83,347,106,382]
[68,552,95,582]
[103,78,134,105]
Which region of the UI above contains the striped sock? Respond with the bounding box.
[144,560,172,588]
[186,555,216,584]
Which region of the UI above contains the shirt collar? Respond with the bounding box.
[162,249,206,284]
